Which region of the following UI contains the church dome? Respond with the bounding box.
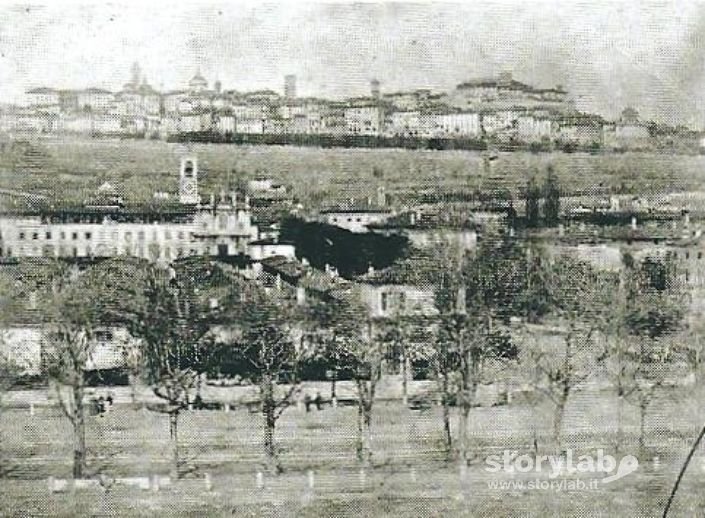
[189,71,208,92]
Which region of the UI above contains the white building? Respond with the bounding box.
[247,238,296,261]
[320,208,393,233]
[344,104,384,136]
[76,88,115,113]
[25,88,61,108]
[0,157,260,261]
[432,112,481,138]
[517,115,555,142]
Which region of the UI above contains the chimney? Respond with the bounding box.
[377,185,386,207]
[296,286,306,306]
[370,79,381,99]
[456,286,466,314]
[631,216,637,230]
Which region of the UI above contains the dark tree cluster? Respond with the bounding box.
[279,217,410,278]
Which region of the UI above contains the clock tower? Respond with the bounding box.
[179,156,199,204]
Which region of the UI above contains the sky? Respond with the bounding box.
[1,0,705,126]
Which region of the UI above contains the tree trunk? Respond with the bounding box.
[553,399,566,452]
[401,354,408,405]
[616,393,624,452]
[128,372,138,405]
[639,399,647,452]
[331,377,337,407]
[362,405,373,466]
[442,393,452,456]
[72,384,86,479]
[356,400,364,462]
[457,403,471,464]
[169,410,179,479]
[262,377,278,474]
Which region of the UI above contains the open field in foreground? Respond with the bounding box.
[3,386,705,516]
[0,137,703,206]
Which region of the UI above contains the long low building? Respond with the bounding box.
[0,157,260,261]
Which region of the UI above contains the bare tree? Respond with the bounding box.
[427,238,524,460]
[42,263,106,479]
[526,257,608,451]
[211,280,305,474]
[0,356,20,477]
[350,319,384,466]
[601,253,686,452]
[303,295,360,406]
[123,260,221,479]
[377,314,421,405]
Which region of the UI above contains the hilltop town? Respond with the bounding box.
[1,63,701,152]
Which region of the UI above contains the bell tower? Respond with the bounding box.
[179,156,199,204]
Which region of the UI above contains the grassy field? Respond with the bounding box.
[0,136,704,207]
[3,386,705,516]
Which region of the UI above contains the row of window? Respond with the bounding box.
[0,245,202,259]
[331,216,368,224]
[12,229,194,242]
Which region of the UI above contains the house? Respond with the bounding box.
[319,208,393,233]
[431,111,482,138]
[247,238,296,261]
[355,258,439,319]
[25,88,61,108]
[343,101,385,136]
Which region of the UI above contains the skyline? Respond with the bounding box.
[1,1,704,126]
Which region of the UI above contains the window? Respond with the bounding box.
[46,231,52,240]
[85,232,92,240]
[164,230,172,240]
[125,232,132,241]
[177,231,184,240]
[137,231,145,241]
[95,330,113,342]
[381,292,389,312]
[699,252,703,260]
[72,232,78,240]
[60,231,66,240]
[32,232,39,240]
[18,232,25,240]
[183,160,194,178]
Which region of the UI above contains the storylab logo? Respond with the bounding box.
[485,449,639,484]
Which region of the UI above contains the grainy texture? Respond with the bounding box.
[1,2,705,517]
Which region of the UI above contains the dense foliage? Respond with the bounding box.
[279,217,410,278]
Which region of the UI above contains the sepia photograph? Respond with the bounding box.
[1,0,705,515]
